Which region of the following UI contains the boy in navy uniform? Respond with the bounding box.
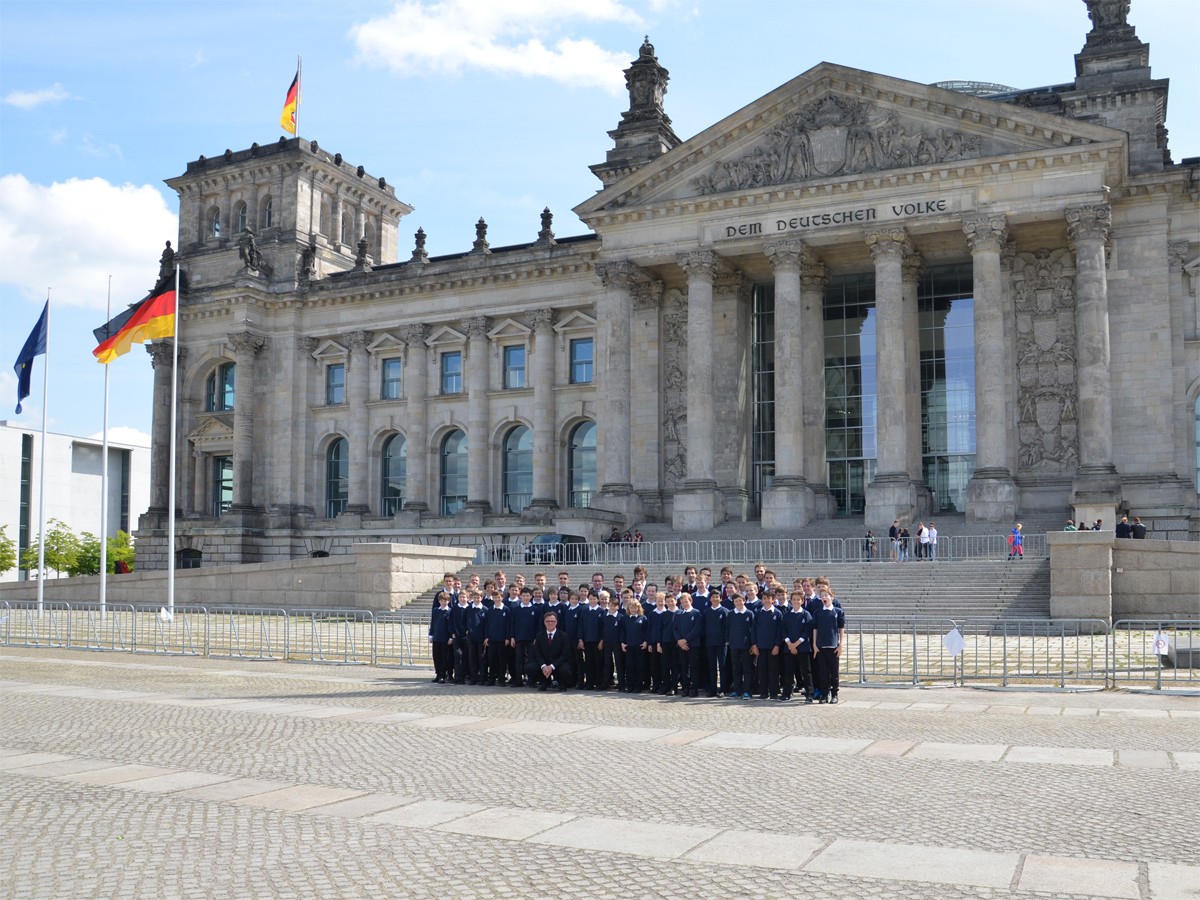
[782,590,814,702]
[450,593,473,684]
[464,593,487,684]
[599,592,625,690]
[511,587,540,688]
[812,587,846,703]
[428,591,453,683]
[620,598,648,692]
[657,593,679,695]
[483,593,511,685]
[579,591,604,690]
[751,590,784,700]
[726,593,754,699]
[673,593,703,698]
[702,591,730,697]
[561,592,584,688]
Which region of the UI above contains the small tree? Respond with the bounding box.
[0,525,16,575]
[109,531,135,573]
[74,532,102,576]
[21,519,81,578]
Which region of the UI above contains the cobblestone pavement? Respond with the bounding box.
[1,649,1197,899]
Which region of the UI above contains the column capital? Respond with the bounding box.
[146,340,183,368]
[763,238,806,272]
[631,280,664,310]
[228,331,267,357]
[1065,204,1112,245]
[296,336,319,356]
[1168,241,1190,267]
[999,239,1018,276]
[344,330,373,352]
[398,323,429,347]
[901,249,924,286]
[799,259,829,293]
[594,259,641,290]
[677,249,720,281]
[962,214,1008,254]
[462,315,491,339]
[527,308,556,330]
[865,228,910,262]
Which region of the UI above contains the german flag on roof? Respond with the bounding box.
[92,280,176,364]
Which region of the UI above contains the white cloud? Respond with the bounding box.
[86,426,151,447]
[0,174,178,312]
[3,83,70,110]
[80,134,123,159]
[350,0,640,93]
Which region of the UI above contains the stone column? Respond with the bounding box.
[800,256,834,517]
[228,331,266,511]
[864,228,917,530]
[671,250,725,531]
[902,250,930,516]
[343,330,372,514]
[961,214,1018,522]
[630,281,664,517]
[463,315,492,516]
[192,448,206,516]
[1168,242,1194,483]
[398,325,429,520]
[1066,204,1121,523]
[761,239,813,529]
[526,308,558,519]
[293,336,319,517]
[145,341,177,518]
[593,260,641,522]
[1000,240,1019,478]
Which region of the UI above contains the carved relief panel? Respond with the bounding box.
[660,288,688,490]
[1012,249,1079,473]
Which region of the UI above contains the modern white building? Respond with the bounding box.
[135,0,1199,570]
[0,421,150,581]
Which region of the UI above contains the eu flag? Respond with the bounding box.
[14,301,48,414]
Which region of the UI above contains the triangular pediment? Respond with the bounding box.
[576,62,1126,218]
[552,311,597,334]
[367,332,405,355]
[188,414,234,448]
[425,325,467,347]
[487,318,532,342]
[311,339,347,361]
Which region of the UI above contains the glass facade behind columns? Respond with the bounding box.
[750,266,976,517]
[824,274,878,515]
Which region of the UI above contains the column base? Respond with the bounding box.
[343,504,370,516]
[520,502,558,526]
[594,484,643,525]
[809,483,837,520]
[394,506,424,526]
[761,478,814,530]
[455,505,487,526]
[966,469,1018,523]
[1071,465,1122,530]
[672,482,725,532]
[911,481,934,519]
[865,473,918,533]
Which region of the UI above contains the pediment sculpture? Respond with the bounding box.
[691,95,984,195]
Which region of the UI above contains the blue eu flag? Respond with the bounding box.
[14,301,48,414]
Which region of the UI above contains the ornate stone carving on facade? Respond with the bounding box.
[296,336,319,356]
[411,227,429,264]
[1012,248,1080,474]
[865,228,911,262]
[677,249,720,280]
[1082,0,1138,49]
[691,95,983,195]
[763,238,806,272]
[962,215,1008,254]
[594,259,641,290]
[624,37,671,125]
[631,280,664,311]
[157,241,176,283]
[237,228,273,276]
[660,287,688,490]
[298,240,318,284]
[462,316,491,345]
[799,258,830,293]
[146,340,182,369]
[901,249,924,285]
[354,237,371,270]
[228,331,267,357]
[1065,204,1112,246]
[344,330,373,353]
[536,207,556,246]
[471,218,490,255]
[398,324,429,346]
[527,308,556,330]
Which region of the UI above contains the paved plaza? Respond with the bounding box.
[0,649,1197,899]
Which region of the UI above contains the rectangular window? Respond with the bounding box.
[325,363,345,405]
[503,345,526,389]
[381,357,403,400]
[211,456,233,517]
[569,338,593,384]
[441,351,462,394]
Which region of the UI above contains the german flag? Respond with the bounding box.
[92,282,176,364]
[280,70,299,135]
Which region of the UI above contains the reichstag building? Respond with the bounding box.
[137,0,1199,568]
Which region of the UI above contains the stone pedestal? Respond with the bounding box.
[1070,466,1122,531]
[761,479,814,530]
[594,484,643,525]
[520,501,557,526]
[1047,531,1113,622]
[966,469,1019,523]
[394,507,424,527]
[865,474,917,534]
[672,483,725,531]
[454,505,485,527]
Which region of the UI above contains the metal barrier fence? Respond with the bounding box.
[2,601,1195,687]
[474,534,1050,568]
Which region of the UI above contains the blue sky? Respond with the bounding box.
[2,0,1196,447]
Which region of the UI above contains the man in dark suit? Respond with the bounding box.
[527,612,571,690]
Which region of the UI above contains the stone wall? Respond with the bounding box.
[0,543,476,612]
[1048,531,1200,622]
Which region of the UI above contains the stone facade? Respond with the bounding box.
[137,6,1198,570]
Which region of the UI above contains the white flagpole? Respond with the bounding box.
[99,276,111,618]
[36,289,50,615]
[167,266,180,614]
[295,54,302,138]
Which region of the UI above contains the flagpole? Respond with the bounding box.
[167,266,179,615]
[99,276,111,618]
[36,289,50,615]
[295,54,302,138]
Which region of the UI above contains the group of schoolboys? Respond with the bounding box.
[427,564,847,704]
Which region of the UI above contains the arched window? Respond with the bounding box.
[326,437,348,518]
[382,434,407,515]
[234,201,247,233]
[261,196,273,229]
[208,206,221,239]
[341,213,353,246]
[320,200,333,239]
[205,362,235,411]
[568,421,596,508]
[503,425,533,513]
[439,430,468,515]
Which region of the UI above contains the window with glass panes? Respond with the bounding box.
[381,357,402,400]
